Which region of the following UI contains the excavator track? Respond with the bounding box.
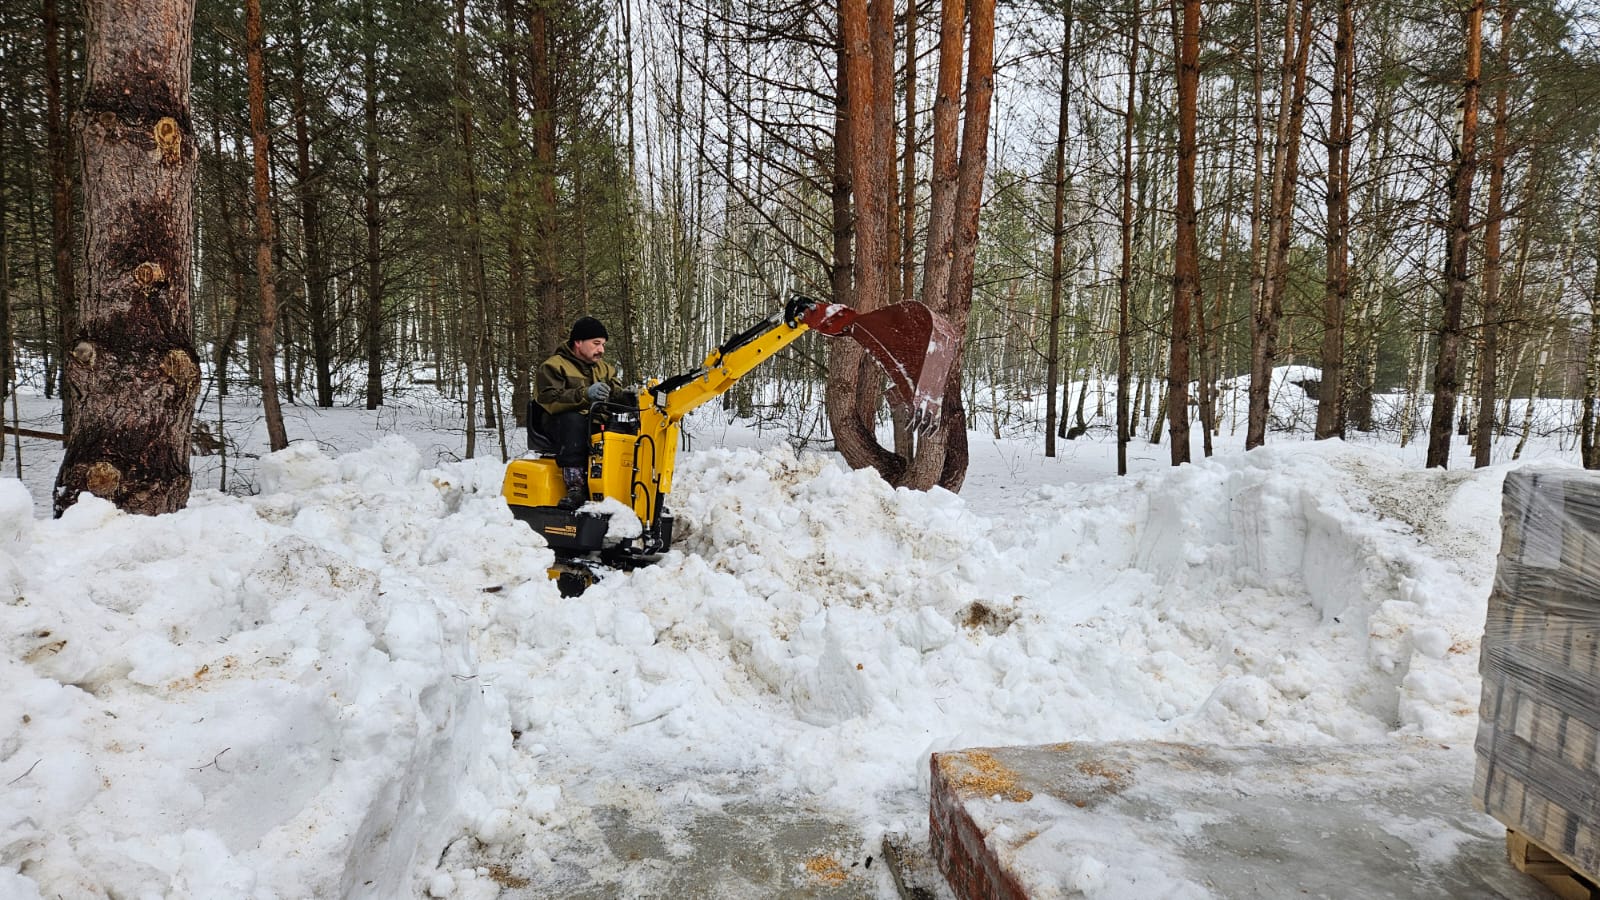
[548,545,660,597]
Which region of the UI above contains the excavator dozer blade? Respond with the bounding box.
[836,301,958,434]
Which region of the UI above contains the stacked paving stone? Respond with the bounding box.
[1475,469,1600,884]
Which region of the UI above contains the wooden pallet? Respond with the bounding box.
[1509,829,1600,900]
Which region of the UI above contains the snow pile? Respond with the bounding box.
[1,431,1527,897]
[1,437,546,899]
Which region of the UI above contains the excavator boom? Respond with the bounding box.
[648,295,956,432]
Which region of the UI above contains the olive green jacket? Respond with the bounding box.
[535,345,625,415]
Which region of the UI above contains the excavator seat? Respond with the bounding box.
[525,402,559,456]
[525,399,642,457]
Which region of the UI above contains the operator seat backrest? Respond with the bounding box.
[526,401,557,456]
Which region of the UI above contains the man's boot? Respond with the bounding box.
[559,466,588,509]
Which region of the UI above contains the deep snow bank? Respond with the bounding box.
[651,440,1505,753]
[1,437,546,899]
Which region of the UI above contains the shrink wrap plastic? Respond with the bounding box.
[1475,469,1600,881]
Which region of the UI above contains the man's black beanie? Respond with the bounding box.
[569,316,608,343]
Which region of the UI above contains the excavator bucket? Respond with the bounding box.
[802,300,958,433]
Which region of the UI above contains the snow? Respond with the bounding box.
[0,376,1571,898]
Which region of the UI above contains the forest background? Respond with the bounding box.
[2,0,1600,511]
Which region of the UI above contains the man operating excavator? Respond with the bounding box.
[506,295,957,594]
[535,316,626,508]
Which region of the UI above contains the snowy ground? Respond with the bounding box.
[0,375,1579,898]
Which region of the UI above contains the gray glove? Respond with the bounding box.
[585,382,612,403]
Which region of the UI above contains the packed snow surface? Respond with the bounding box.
[0,408,1540,898]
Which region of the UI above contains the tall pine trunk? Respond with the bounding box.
[290,15,333,408]
[43,0,76,424]
[1168,0,1200,466]
[1117,0,1140,476]
[529,1,563,353]
[1317,0,1354,440]
[831,0,910,483]
[1474,6,1514,468]
[891,0,920,459]
[1426,0,1484,469]
[1046,0,1072,459]
[362,0,384,410]
[246,0,288,452]
[453,0,492,457]
[1246,0,1314,450]
[831,0,992,490]
[1583,169,1600,469]
[502,0,530,426]
[0,90,11,424]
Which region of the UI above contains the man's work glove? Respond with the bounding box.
[586,382,612,403]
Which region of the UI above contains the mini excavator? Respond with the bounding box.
[501,294,957,595]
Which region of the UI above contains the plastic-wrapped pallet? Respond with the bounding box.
[1474,469,1600,884]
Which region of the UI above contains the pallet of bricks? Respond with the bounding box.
[1475,469,1600,899]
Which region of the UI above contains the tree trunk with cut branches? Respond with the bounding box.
[54,0,203,515]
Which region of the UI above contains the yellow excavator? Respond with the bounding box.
[501,294,957,594]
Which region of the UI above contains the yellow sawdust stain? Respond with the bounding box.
[1076,759,1132,791]
[805,854,848,886]
[950,750,1034,802]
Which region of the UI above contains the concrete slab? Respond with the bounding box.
[928,741,1556,900]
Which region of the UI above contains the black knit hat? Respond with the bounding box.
[569,316,608,343]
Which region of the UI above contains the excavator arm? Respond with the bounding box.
[644,295,956,431]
